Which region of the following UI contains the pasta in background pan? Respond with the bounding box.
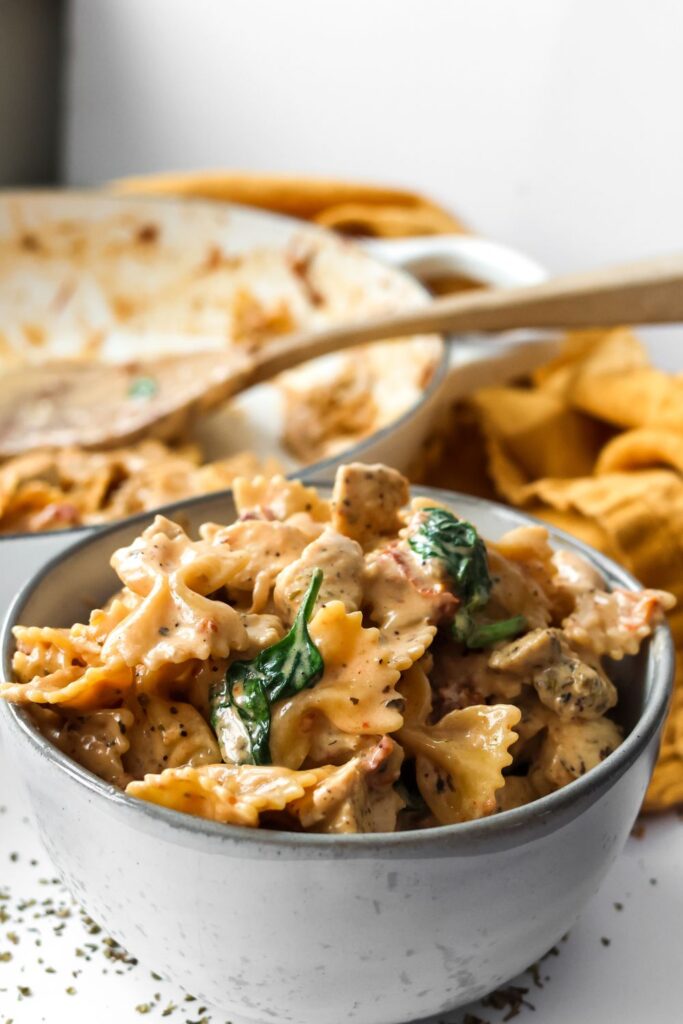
[0,464,673,834]
[0,193,442,535]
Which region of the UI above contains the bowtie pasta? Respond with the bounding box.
[1,463,673,834]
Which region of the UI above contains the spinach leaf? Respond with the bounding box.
[453,611,527,650]
[127,375,158,399]
[210,568,324,765]
[409,507,526,649]
[408,507,492,610]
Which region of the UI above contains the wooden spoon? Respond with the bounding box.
[2,253,683,457]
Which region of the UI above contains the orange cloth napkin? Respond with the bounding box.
[114,170,467,237]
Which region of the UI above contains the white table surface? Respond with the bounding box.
[0,729,680,1024]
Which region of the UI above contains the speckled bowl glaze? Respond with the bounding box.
[0,486,674,1024]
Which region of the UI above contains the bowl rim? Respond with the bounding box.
[0,482,675,853]
[0,188,449,543]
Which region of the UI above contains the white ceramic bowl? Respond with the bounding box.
[0,485,673,1024]
[0,191,547,617]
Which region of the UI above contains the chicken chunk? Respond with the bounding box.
[331,462,409,548]
[530,716,622,792]
[489,627,617,720]
[486,549,553,630]
[291,737,404,833]
[30,705,134,788]
[490,628,561,674]
[273,527,365,624]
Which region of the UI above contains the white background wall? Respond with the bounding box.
[64,0,682,278]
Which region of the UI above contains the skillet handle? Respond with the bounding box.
[359,233,552,405]
[359,234,547,290]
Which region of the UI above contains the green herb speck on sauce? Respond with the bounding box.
[128,376,158,400]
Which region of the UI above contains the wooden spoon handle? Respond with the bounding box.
[249,253,683,382]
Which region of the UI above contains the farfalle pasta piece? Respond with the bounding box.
[123,694,221,778]
[398,660,433,727]
[85,591,141,643]
[269,601,403,769]
[1,659,133,711]
[127,762,336,827]
[3,624,133,710]
[201,518,311,611]
[1,661,133,711]
[364,544,455,670]
[562,587,675,659]
[331,462,409,548]
[233,475,330,523]
[494,524,556,573]
[11,625,101,683]
[400,704,521,825]
[102,575,249,672]
[111,515,249,597]
[595,427,683,475]
[103,516,250,671]
[0,450,61,516]
[30,705,135,787]
[273,527,364,624]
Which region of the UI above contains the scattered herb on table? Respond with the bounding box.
[210,569,324,765]
[408,508,527,648]
[481,982,535,1020]
[2,842,227,1021]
